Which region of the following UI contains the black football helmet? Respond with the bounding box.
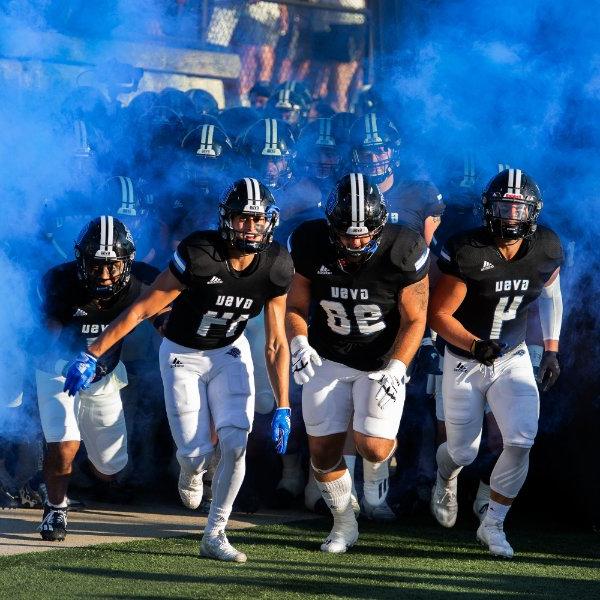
[482,168,543,240]
[326,173,388,265]
[296,118,342,181]
[75,216,136,298]
[218,178,280,254]
[350,112,401,184]
[180,122,235,188]
[186,88,219,115]
[266,85,310,129]
[239,118,297,189]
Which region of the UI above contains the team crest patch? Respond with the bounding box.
[226,347,241,358]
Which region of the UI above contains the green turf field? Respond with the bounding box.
[1,519,598,599]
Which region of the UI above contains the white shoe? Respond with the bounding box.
[477,520,514,558]
[430,472,458,528]
[472,482,490,523]
[360,497,396,521]
[178,469,204,510]
[200,531,247,563]
[320,518,359,553]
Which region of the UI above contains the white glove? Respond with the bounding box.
[290,335,322,385]
[368,359,407,409]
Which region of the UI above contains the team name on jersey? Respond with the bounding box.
[81,324,109,334]
[331,287,370,300]
[215,295,254,310]
[495,279,530,292]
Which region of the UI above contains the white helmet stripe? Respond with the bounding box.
[201,124,208,146]
[107,215,114,249]
[244,177,254,200]
[118,176,128,206]
[252,177,260,200]
[357,173,365,224]
[100,214,107,251]
[514,168,522,193]
[272,118,278,145]
[350,173,358,224]
[507,168,515,190]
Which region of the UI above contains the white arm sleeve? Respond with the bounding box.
[538,274,563,341]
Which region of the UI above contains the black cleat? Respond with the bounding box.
[39,504,68,541]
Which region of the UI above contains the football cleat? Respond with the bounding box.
[477,520,514,558]
[19,483,44,509]
[39,504,68,541]
[320,518,359,554]
[430,472,458,528]
[178,469,204,510]
[200,531,247,563]
[472,481,490,523]
[360,497,397,521]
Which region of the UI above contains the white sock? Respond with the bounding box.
[205,427,248,537]
[343,454,358,499]
[362,459,389,507]
[436,442,462,481]
[476,480,491,501]
[48,498,68,509]
[316,469,355,524]
[484,499,510,525]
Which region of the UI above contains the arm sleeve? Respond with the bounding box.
[538,274,563,341]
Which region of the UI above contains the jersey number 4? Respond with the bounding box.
[490,296,523,339]
[196,311,250,337]
[320,300,385,335]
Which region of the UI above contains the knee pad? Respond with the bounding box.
[490,444,531,499]
[218,426,249,462]
[447,443,479,467]
[177,452,212,475]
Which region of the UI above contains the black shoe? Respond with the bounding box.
[39,504,68,541]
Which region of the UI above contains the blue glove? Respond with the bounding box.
[271,407,291,455]
[63,351,98,397]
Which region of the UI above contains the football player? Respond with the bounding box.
[429,169,563,558]
[36,216,159,541]
[287,173,430,552]
[62,178,294,563]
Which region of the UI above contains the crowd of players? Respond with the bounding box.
[0,78,568,562]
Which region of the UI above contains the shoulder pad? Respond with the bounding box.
[535,225,564,263]
[389,225,430,274]
[268,243,295,289]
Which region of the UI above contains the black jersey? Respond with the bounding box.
[385,179,445,235]
[40,261,159,374]
[438,226,563,358]
[166,231,294,350]
[290,219,430,371]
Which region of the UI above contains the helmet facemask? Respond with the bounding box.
[352,144,394,184]
[247,155,293,189]
[219,205,280,254]
[484,195,541,240]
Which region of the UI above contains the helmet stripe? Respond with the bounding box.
[252,177,260,200]
[244,177,254,200]
[507,168,515,190]
[100,214,107,251]
[272,118,278,144]
[107,215,114,249]
[357,173,365,224]
[350,172,358,225]
[514,168,522,194]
